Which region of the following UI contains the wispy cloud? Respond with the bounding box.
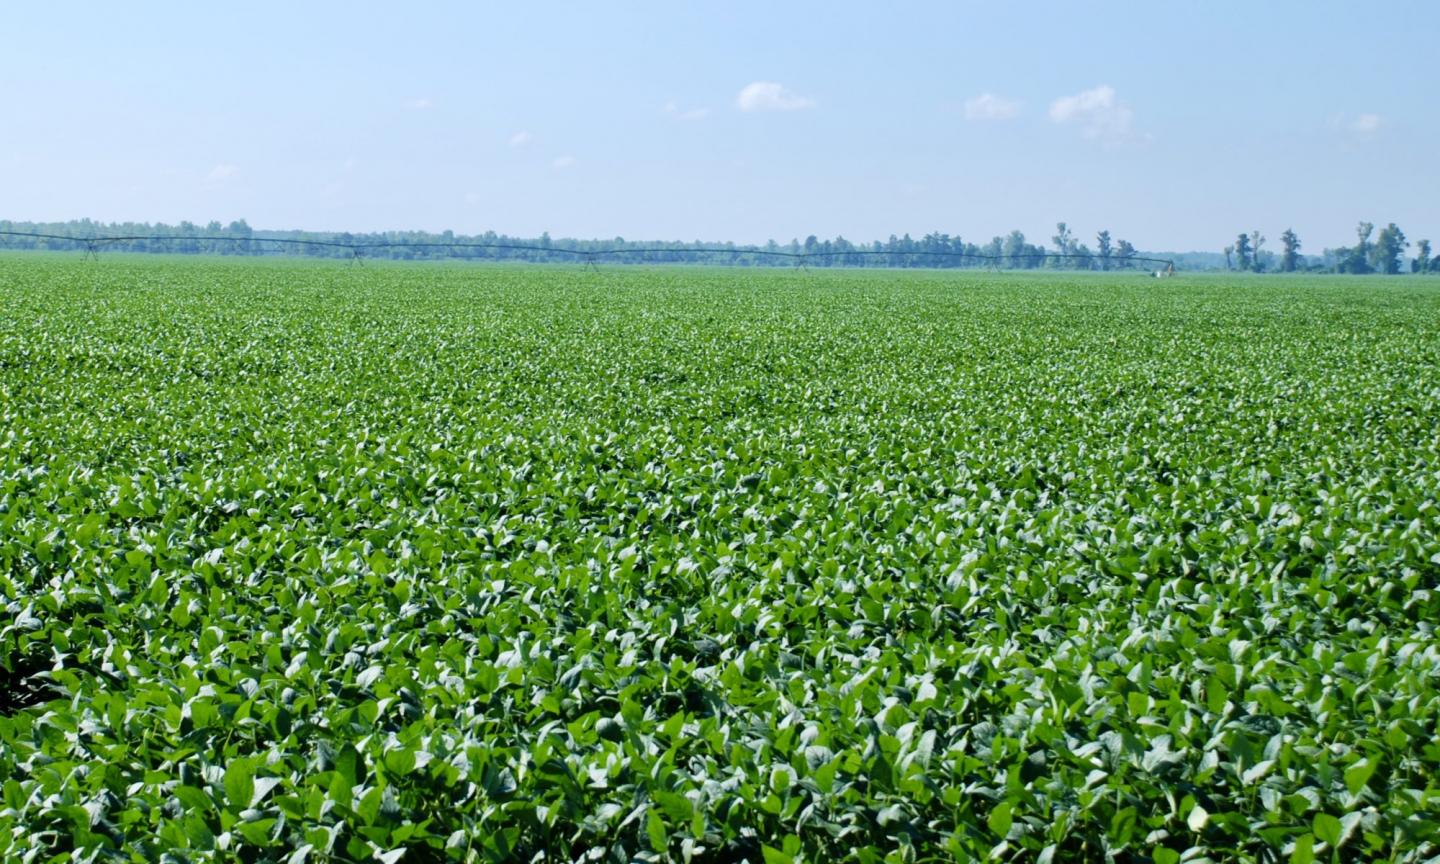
[1350,113,1382,135]
[205,163,239,183]
[664,101,710,120]
[963,93,1020,121]
[406,97,434,110]
[509,131,533,148]
[1049,85,1139,143]
[736,81,816,112]
[1328,112,1384,143]
[552,155,577,170]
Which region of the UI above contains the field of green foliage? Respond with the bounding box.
[2,256,1438,863]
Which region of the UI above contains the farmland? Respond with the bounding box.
[1,256,1438,862]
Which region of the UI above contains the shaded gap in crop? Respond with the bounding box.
[0,650,57,715]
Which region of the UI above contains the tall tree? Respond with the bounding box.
[1280,228,1301,272]
[1096,230,1112,270]
[982,236,1004,262]
[1223,244,1234,270]
[1416,239,1432,274]
[1051,222,1074,267]
[1001,230,1030,267]
[1355,222,1375,270]
[1373,223,1408,274]
[1115,239,1136,268]
[227,219,253,255]
[1234,233,1253,271]
[1336,222,1375,274]
[1250,230,1266,272]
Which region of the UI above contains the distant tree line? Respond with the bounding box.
[5,218,1430,273]
[0,219,1158,270]
[1223,222,1433,274]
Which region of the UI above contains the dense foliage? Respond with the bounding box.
[2,258,1438,863]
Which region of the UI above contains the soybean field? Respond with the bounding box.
[2,256,1439,863]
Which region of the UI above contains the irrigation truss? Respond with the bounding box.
[0,229,1177,272]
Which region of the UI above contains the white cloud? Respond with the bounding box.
[1350,113,1382,134]
[552,155,577,170]
[736,81,816,112]
[509,131,533,148]
[407,97,434,110]
[206,163,239,183]
[1328,112,1384,143]
[664,101,710,120]
[1049,85,1137,142]
[964,93,1020,121]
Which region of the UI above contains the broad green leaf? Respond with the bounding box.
[762,846,793,864]
[224,761,254,813]
[1289,833,1315,864]
[987,802,1013,838]
[1344,758,1377,796]
[646,810,668,854]
[1312,813,1341,846]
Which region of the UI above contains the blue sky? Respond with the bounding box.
[3,1,1435,251]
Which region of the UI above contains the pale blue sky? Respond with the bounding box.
[3,1,1435,251]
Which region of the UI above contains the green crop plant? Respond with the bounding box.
[1,257,1438,862]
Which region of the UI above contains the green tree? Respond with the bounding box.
[1223,244,1234,270]
[1001,230,1029,267]
[1234,233,1253,271]
[1373,223,1408,274]
[1415,239,1432,274]
[1337,222,1374,274]
[1051,222,1074,267]
[1280,229,1301,272]
[227,219,253,255]
[1250,230,1266,272]
[1353,222,1375,272]
[1096,230,1112,270]
[1115,239,1136,268]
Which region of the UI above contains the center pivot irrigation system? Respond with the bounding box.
[0,230,1178,274]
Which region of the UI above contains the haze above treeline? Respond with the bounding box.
[1,218,1433,274]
